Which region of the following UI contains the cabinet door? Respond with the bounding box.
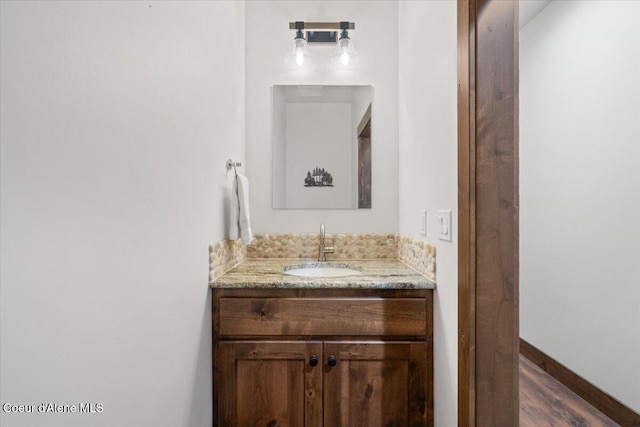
[323,342,429,427]
[217,341,322,427]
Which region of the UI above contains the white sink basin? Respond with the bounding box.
[283,263,363,278]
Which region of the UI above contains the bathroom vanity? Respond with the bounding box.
[211,259,435,427]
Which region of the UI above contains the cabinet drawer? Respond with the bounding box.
[218,298,427,337]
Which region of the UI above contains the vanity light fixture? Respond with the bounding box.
[286,23,312,67]
[331,23,359,68]
[287,21,357,68]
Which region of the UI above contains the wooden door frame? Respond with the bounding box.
[458,0,519,426]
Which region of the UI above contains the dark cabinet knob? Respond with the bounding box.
[309,355,318,367]
[327,355,337,367]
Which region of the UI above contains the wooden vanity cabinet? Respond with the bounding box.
[212,288,433,427]
[217,340,323,426]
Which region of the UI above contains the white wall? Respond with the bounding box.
[285,103,354,208]
[520,0,640,412]
[398,2,458,426]
[0,2,245,426]
[245,0,398,233]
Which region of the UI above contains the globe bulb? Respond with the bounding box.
[340,52,350,66]
[287,32,311,67]
[331,31,358,68]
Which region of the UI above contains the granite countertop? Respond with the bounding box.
[211,259,436,289]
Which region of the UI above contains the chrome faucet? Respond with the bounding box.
[318,224,334,262]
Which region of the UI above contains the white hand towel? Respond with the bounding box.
[228,176,240,240]
[229,173,253,245]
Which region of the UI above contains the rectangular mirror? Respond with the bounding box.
[272,85,373,209]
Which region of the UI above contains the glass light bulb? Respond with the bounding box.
[332,35,357,68]
[340,52,350,66]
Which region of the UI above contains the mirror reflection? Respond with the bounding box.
[272,85,372,209]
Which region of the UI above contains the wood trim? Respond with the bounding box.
[520,339,640,426]
[357,103,371,137]
[288,22,355,30]
[458,0,519,425]
[457,0,475,425]
[357,103,372,209]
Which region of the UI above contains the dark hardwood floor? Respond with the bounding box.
[520,355,620,426]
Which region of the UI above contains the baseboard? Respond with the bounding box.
[520,338,640,427]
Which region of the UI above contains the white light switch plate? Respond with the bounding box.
[437,210,452,241]
[419,210,427,236]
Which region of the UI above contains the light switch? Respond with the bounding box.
[437,210,452,241]
[419,210,427,236]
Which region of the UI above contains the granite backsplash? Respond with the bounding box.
[209,233,436,283]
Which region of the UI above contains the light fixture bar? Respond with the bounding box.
[286,20,358,67]
[288,22,355,30]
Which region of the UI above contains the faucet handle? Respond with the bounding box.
[324,237,335,254]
